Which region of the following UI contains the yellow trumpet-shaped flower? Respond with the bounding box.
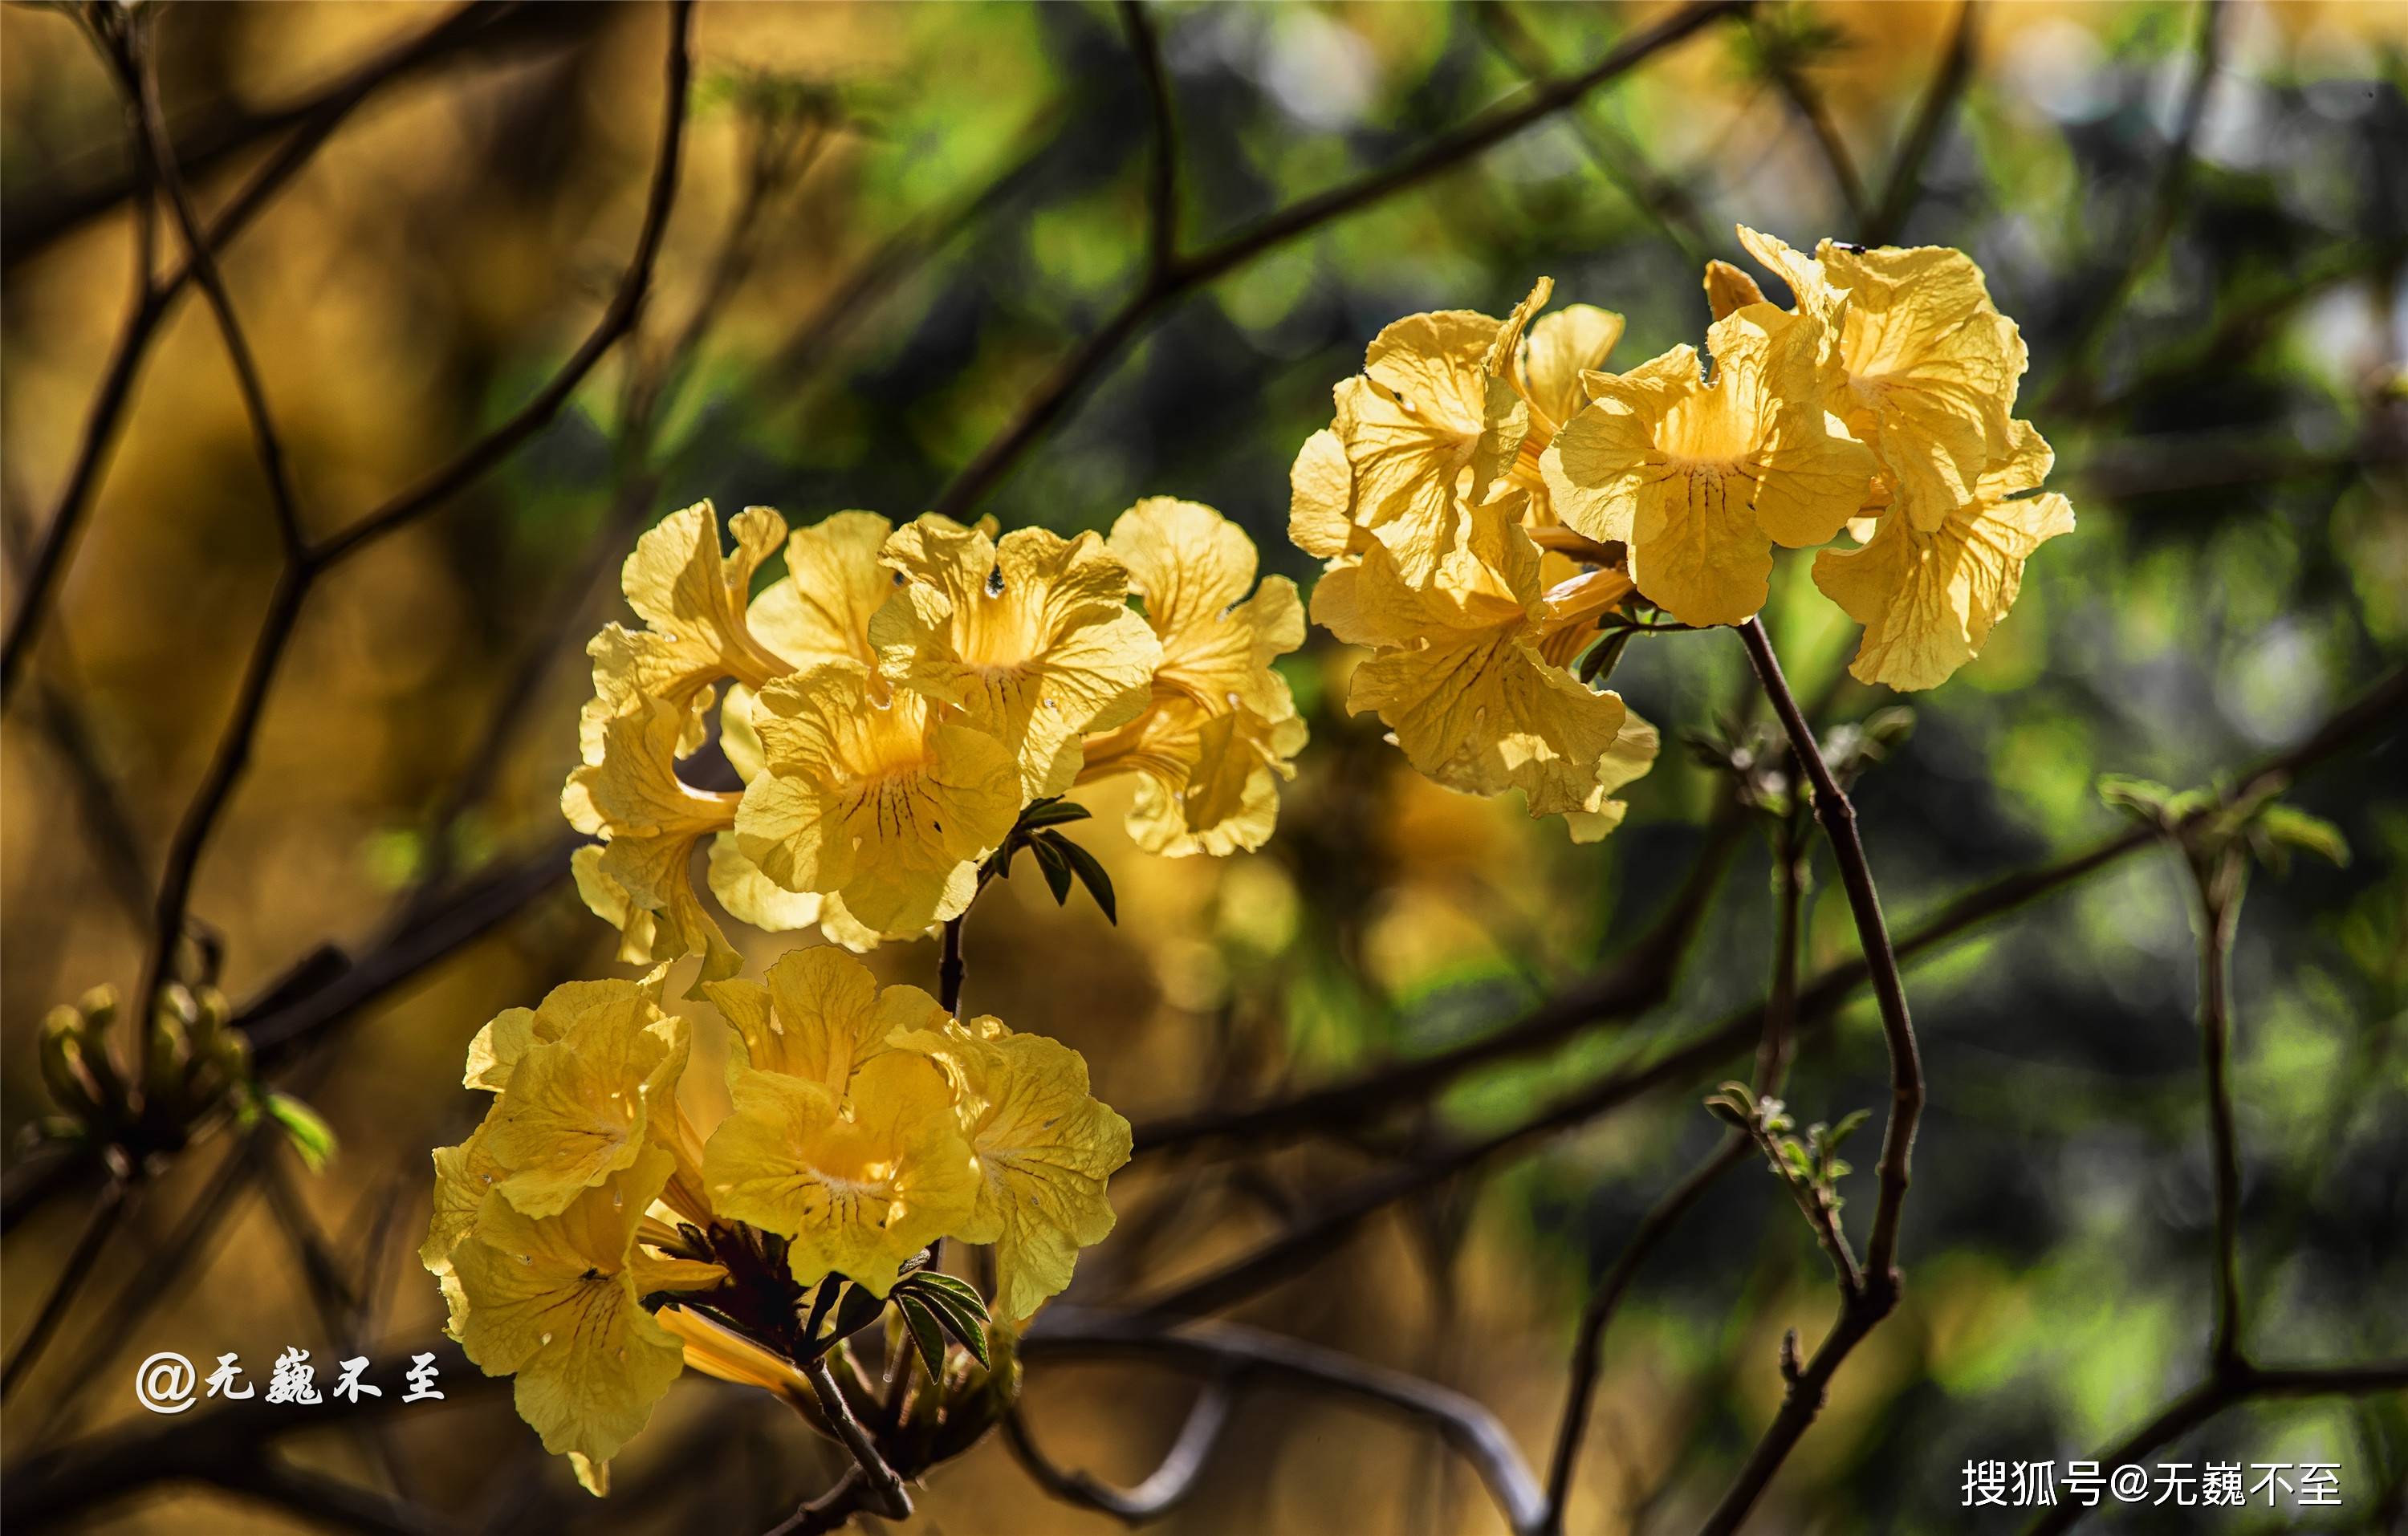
[450,1146,724,1479]
[1107,498,1303,722]
[588,502,794,719]
[563,697,743,991]
[745,510,894,672]
[1318,306,1531,586]
[872,516,1161,798]
[1083,697,1308,858]
[1315,492,1645,827]
[702,945,946,1096]
[463,969,671,1094]
[1814,420,2074,691]
[904,1018,1131,1321]
[1541,303,1877,627]
[1485,276,1628,485]
[485,994,689,1218]
[735,660,1022,940]
[1735,227,2028,531]
[703,1051,979,1297]
[1078,498,1309,856]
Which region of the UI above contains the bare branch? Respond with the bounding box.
[0,1180,129,1402]
[1117,0,1180,281]
[1865,0,1979,246]
[1022,1308,1550,1535]
[1003,1379,1235,1524]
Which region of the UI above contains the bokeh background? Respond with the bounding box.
[4,1,2405,1531]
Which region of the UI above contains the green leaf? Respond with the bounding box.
[1577,628,1633,685]
[828,1282,887,1349]
[1017,798,1093,831]
[901,1270,990,1315]
[2254,805,2349,869]
[895,1294,950,1380]
[1824,1108,1871,1152]
[1031,834,1075,905]
[803,1274,845,1343]
[1050,835,1117,924]
[899,1279,993,1367]
[265,1092,337,1172]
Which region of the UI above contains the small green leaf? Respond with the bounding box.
[1017,798,1093,831]
[1031,834,1076,905]
[902,1271,990,1315]
[1051,835,1117,924]
[1824,1108,1870,1152]
[2254,805,2349,868]
[829,1282,887,1347]
[895,1294,950,1380]
[1578,628,1633,685]
[265,1092,337,1172]
[899,1279,993,1367]
[803,1274,845,1342]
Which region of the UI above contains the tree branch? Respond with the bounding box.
[1865,0,1979,246]
[799,1355,911,1522]
[1003,1377,1235,1524]
[930,0,1750,520]
[1022,1307,1550,1535]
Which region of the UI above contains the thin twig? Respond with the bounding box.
[1865,0,1979,246]
[930,0,1749,519]
[0,1180,129,1401]
[1117,0,1179,282]
[799,1355,911,1522]
[1692,618,1925,1535]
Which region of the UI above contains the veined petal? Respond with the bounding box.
[748,511,894,671]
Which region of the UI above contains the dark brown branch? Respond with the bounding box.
[1022,1307,1549,1536]
[1756,22,1867,230]
[1692,619,1926,1535]
[800,1355,911,1522]
[1117,0,1180,282]
[0,1180,128,1401]
[0,3,548,705]
[1003,1378,1235,1524]
[2,2,568,268]
[1865,0,1979,246]
[929,0,1749,520]
[2043,0,2224,412]
[2193,850,2247,1368]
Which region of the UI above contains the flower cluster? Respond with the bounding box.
[423,949,1129,1491]
[1291,227,2072,828]
[566,498,1304,989]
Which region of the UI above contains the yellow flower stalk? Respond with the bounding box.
[704,1051,980,1297]
[449,1147,723,1477]
[1813,420,2075,690]
[735,660,1022,940]
[872,515,1161,799]
[904,1017,1132,1322]
[1541,302,1877,628]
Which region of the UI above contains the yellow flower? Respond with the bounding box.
[1485,276,1627,475]
[735,660,1022,939]
[1078,498,1308,857]
[1083,697,1308,858]
[588,502,793,718]
[1321,307,1530,586]
[1313,492,1645,827]
[450,1146,723,1476]
[1541,303,1877,627]
[421,1121,506,1286]
[745,510,894,671]
[905,1018,1131,1321]
[702,945,946,1096]
[1735,227,2027,531]
[1813,420,2074,690]
[463,970,671,1094]
[703,1051,979,1297]
[563,697,742,991]
[872,516,1161,798]
[485,993,689,1218]
[1287,426,1363,563]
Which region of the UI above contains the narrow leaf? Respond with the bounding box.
[265,1092,338,1172]
[1031,834,1075,905]
[895,1294,950,1380]
[1053,835,1117,924]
